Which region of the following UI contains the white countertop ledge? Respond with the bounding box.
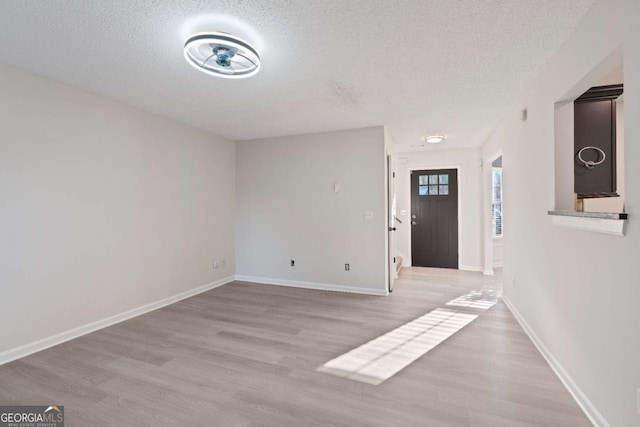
[548,211,627,236]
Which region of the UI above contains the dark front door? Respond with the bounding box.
[411,169,458,269]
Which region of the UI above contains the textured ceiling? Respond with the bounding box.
[0,0,594,151]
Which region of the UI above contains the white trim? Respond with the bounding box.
[407,165,462,268]
[493,232,504,269]
[486,150,503,166]
[550,215,626,236]
[483,150,503,276]
[503,295,610,427]
[459,265,483,272]
[0,276,235,366]
[235,275,388,296]
[397,250,411,267]
[483,269,495,276]
[387,152,396,293]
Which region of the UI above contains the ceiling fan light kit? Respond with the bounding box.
[183,32,261,79]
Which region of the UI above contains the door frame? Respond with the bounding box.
[483,150,503,276]
[387,154,396,292]
[407,165,462,268]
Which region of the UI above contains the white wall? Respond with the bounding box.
[395,148,483,271]
[554,101,576,211]
[492,238,503,268]
[482,1,640,425]
[0,65,236,359]
[235,127,387,295]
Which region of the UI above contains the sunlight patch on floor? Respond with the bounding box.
[445,289,502,310]
[317,308,478,385]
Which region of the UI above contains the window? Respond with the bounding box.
[419,174,449,196]
[492,168,503,237]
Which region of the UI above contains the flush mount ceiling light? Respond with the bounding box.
[183,32,261,79]
[424,134,445,144]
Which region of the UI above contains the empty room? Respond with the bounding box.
[1,1,638,426]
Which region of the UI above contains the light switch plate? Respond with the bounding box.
[364,210,373,220]
[400,210,407,216]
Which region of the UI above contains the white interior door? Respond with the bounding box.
[388,154,397,291]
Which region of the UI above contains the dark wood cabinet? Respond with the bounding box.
[574,84,623,197]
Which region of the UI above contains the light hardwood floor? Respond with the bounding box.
[0,268,591,426]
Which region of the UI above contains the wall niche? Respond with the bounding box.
[554,48,625,214]
[573,84,623,209]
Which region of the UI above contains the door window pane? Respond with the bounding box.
[417,173,454,197]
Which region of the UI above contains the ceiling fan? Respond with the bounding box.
[183,32,261,79]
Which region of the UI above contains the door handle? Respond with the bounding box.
[411,221,417,225]
[411,214,417,219]
[388,227,396,232]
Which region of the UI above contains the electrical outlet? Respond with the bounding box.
[290,259,295,267]
[512,277,516,289]
[222,259,227,267]
[213,259,219,269]
[345,263,350,271]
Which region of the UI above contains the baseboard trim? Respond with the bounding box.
[502,295,609,427]
[459,265,482,272]
[235,275,388,296]
[483,269,494,276]
[0,276,235,366]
